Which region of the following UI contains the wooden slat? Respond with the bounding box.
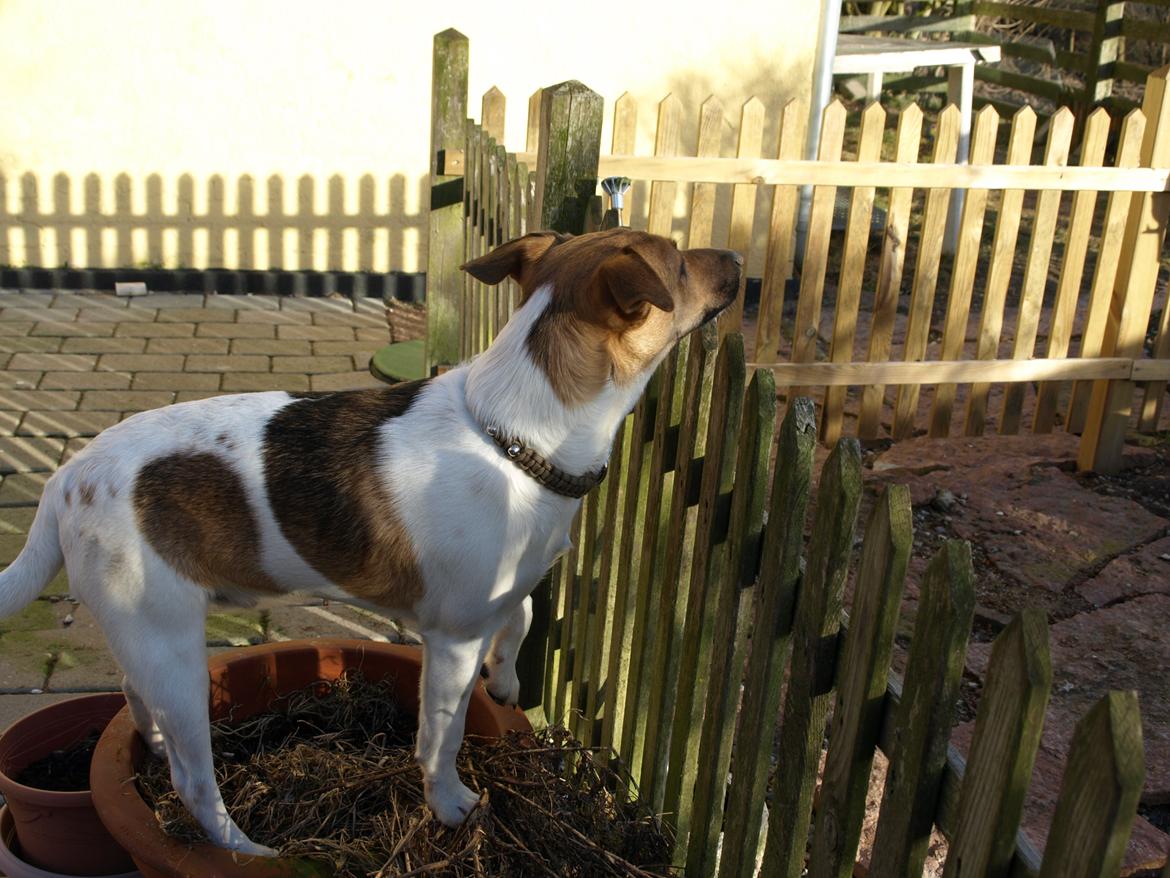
[618,348,681,775]
[999,108,1075,435]
[717,398,816,878]
[686,96,723,249]
[966,106,1037,436]
[647,95,682,237]
[569,486,600,742]
[808,484,913,878]
[1120,15,1170,45]
[721,97,766,335]
[550,507,582,723]
[972,1,1096,32]
[859,104,923,439]
[663,333,747,851]
[481,85,505,141]
[1038,691,1145,878]
[929,105,999,438]
[525,88,541,154]
[869,540,976,876]
[1138,298,1170,430]
[507,152,1170,192]
[761,357,1135,387]
[1079,68,1170,473]
[1033,110,1110,434]
[975,65,1076,103]
[611,92,638,228]
[638,328,717,807]
[822,102,886,446]
[756,99,807,365]
[686,367,776,877]
[1067,111,1146,433]
[760,438,864,878]
[785,100,847,406]
[942,610,1051,877]
[893,104,961,440]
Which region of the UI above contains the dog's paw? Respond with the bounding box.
[485,667,521,707]
[230,840,278,859]
[425,778,482,827]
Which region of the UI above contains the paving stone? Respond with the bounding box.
[352,350,372,371]
[77,306,157,323]
[79,390,176,412]
[310,370,384,391]
[0,411,21,435]
[61,438,91,465]
[1076,535,1170,607]
[174,391,228,403]
[157,307,231,323]
[0,472,50,506]
[41,371,132,390]
[312,340,379,356]
[0,372,41,390]
[0,292,54,307]
[0,507,35,533]
[355,326,387,342]
[39,603,124,690]
[230,338,312,356]
[280,296,353,313]
[236,309,305,324]
[60,336,147,354]
[97,353,186,372]
[311,310,387,328]
[221,372,308,392]
[0,336,62,354]
[195,322,275,339]
[51,293,128,309]
[113,321,195,338]
[949,721,1168,876]
[0,532,28,563]
[145,336,229,354]
[133,371,221,391]
[272,355,352,373]
[0,437,65,473]
[206,294,278,311]
[1,307,79,323]
[0,390,80,411]
[0,322,35,336]
[134,293,205,308]
[30,321,115,338]
[277,324,354,341]
[17,411,118,437]
[8,352,97,372]
[186,354,269,373]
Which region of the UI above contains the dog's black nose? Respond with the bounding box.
[728,251,744,268]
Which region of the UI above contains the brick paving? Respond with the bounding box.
[0,290,410,721]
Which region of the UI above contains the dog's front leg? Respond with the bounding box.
[416,630,492,825]
[484,596,532,706]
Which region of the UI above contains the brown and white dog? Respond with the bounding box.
[0,229,741,854]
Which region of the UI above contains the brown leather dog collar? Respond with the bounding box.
[485,425,607,498]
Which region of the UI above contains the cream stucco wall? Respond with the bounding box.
[0,0,823,272]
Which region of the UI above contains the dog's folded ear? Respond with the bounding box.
[597,246,675,317]
[460,231,569,285]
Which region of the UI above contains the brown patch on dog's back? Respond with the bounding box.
[262,381,428,609]
[78,483,96,506]
[134,453,281,594]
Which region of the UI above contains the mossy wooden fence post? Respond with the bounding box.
[426,28,468,373]
[515,79,603,710]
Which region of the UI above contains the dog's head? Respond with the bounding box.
[461,229,742,405]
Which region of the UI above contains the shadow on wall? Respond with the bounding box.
[0,172,429,273]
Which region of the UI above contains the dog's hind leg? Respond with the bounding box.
[416,629,493,826]
[483,596,531,706]
[121,675,166,759]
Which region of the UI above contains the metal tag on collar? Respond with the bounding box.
[507,442,523,458]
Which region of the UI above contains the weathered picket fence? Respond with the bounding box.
[425,29,1170,476]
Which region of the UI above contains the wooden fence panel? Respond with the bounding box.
[1000,108,1075,435]
[823,102,886,447]
[1038,691,1145,878]
[760,437,864,878]
[756,99,807,365]
[647,95,682,237]
[965,107,1037,436]
[929,105,999,438]
[807,483,913,878]
[686,367,776,876]
[688,97,724,253]
[1034,110,1110,434]
[892,105,960,440]
[611,93,638,228]
[721,98,766,335]
[717,397,817,878]
[568,484,601,741]
[869,540,976,875]
[942,610,1051,877]
[858,105,923,439]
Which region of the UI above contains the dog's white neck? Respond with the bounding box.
[463,286,652,476]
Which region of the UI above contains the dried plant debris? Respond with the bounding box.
[137,672,675,877]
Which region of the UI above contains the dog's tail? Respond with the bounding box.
[0,481,64,618]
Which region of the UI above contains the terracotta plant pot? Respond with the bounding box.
[0,692,136,876]
[0,806,140,878]
[91,639,531,878]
